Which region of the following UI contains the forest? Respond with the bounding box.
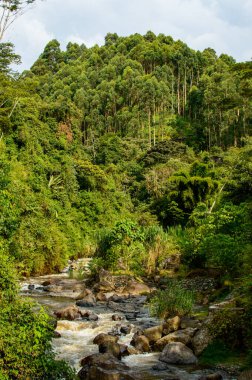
[0,27,251,379]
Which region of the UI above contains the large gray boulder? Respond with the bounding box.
[159,342,198,365]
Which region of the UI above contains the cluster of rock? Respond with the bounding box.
[53,302,216,379]
[74,314,222,380]
[49,269,227,380]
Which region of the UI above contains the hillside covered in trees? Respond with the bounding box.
[0,31,251,378]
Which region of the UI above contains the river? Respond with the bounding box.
[20,272,235,380]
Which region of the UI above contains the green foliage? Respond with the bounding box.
[0,250,75,379]
[183,201,252,273]
[0,298,76,379]
[150,280,195,318]
[0,252,19,300]
[208,309,246,349]
[198,233,240,272]
[95,220,145,272]
[0,43,20,74]
[143,140,188,167]
[152,161,219,227]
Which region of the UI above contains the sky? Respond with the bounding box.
[5,0,252,71]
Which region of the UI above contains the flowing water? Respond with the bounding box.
[21,274,235,380]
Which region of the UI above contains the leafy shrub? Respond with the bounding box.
[0,251,75,379]
[0,299,75,380]
[95,220,145,272]
[150,280,195,318]
[199,233,240,273]
[208,308,246,349]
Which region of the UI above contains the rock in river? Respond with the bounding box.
[159,342,198,365]
[78,353,135,380]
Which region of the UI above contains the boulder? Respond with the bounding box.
[99,342,122,358]
[163,316,181,335]
[123,281,151,295]
[131,335,150,353]
[143,325,163,343]
[88,313,99,321]
[76,293,96,307]
[154,330,192,351]
[54,305,80,320]
[191,327,212,356]
[78,353,135,380]
[159,342,198,365]
[93,333,119,346]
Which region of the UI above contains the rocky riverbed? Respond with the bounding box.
[20,265,240,380]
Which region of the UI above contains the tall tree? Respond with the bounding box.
[0,0,37,41]
[0,41,20,73]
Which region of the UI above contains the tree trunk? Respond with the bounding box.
[148,109,151,147]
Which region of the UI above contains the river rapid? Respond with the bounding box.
[21,272,235,380]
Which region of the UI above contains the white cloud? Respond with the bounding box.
[6,15,54,70]
[65,33,104,48]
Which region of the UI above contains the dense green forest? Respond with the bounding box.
[0,30,251,378]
